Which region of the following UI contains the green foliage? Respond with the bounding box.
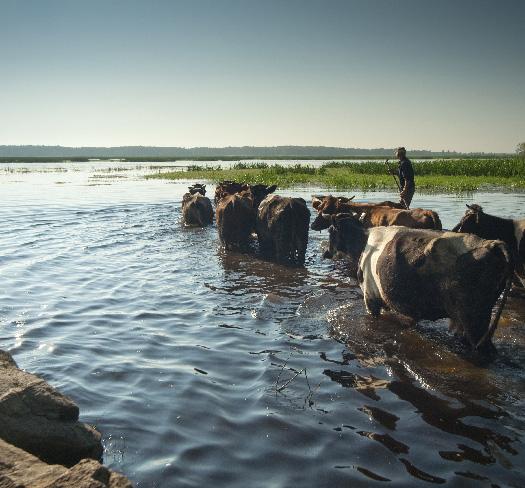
[147,158,525,193]
[325,158,525,177]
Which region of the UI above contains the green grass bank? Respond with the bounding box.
[147,158,525,192]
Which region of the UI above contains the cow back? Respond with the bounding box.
[374,229,509,321]
[182,193,214,226]
[257,195,310,264]
[216,191,256,249]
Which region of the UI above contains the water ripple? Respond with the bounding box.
[1,165,524,486]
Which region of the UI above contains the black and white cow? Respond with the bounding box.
[452,204,525,286]
[326,213,512,354]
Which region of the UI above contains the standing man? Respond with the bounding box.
[395,147,415,208]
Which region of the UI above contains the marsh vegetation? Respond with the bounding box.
[149,157,525,192]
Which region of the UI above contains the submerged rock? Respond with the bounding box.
[0,437,132,487]
[0,350,103,466]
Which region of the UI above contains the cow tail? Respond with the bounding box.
[433,212,443,231]
[288,201,297,261]
[475,242,513,351]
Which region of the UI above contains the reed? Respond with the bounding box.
[325,158,525,177]
[147,159,525,192]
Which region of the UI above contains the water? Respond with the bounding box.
[1,162,524,487]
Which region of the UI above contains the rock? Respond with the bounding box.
[0,350,103,466]
[0,437,133,487]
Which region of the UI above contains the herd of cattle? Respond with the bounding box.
[182,181,525,355]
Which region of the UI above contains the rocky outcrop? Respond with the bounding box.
[0,437,132,487]
[0,350,102,466]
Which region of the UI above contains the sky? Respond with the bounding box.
[1,0,524,152]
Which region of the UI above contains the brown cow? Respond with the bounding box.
[312,195,404,213]
[215,181,277,208]
[182,184,213,227]
[216,189,256,251]
[311,196,441,230]
[215,183,278,251]
[214,181,248,205]
[256,195,311,265]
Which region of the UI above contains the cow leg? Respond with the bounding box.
[451,308,495,354]
[297,247,306,265]
[258,237,273,257]
[296,230,308,265]
[364,294,382,317]
[448,319,465,336]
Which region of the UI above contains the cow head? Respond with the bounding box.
[215,181,250,203]
[326,213,368,262]
[452,204,484,233]
[249,184,277,208]
[311,212,335,231]
[312,195,338,214]
[189,183,206,196]
[312,195,355,214]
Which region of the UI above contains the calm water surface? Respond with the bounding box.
[1,162,524,487]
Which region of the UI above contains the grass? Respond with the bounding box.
[147,158,525,192]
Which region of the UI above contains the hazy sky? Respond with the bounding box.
[1,0,524,152]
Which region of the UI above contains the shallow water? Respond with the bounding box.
[1,162,524,487]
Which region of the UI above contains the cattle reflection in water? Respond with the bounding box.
[318,286,525,485]
[216,249,311,298]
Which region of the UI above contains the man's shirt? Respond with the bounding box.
[398,157,415,189]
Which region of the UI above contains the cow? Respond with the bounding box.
[247,184,278,208]
[323,213,512,354]
[215,183,278,252]
[311,196,442,230]
[312,195,404,213]
[452,204,525,286]
[216,189,256,251]
[215,181,277,207]
[256,195,311,265]
[181,184,213,227]
[214,181,248,205]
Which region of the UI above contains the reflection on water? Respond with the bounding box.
[0,161,524,487]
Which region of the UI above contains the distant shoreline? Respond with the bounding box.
[0,154,513,163]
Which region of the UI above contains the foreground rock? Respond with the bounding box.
[0,350,102,466]
[0,437,132,487]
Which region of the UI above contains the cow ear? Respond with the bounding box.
[359,212,366,223]
[312,197,323,210]
[267,185,277,194]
